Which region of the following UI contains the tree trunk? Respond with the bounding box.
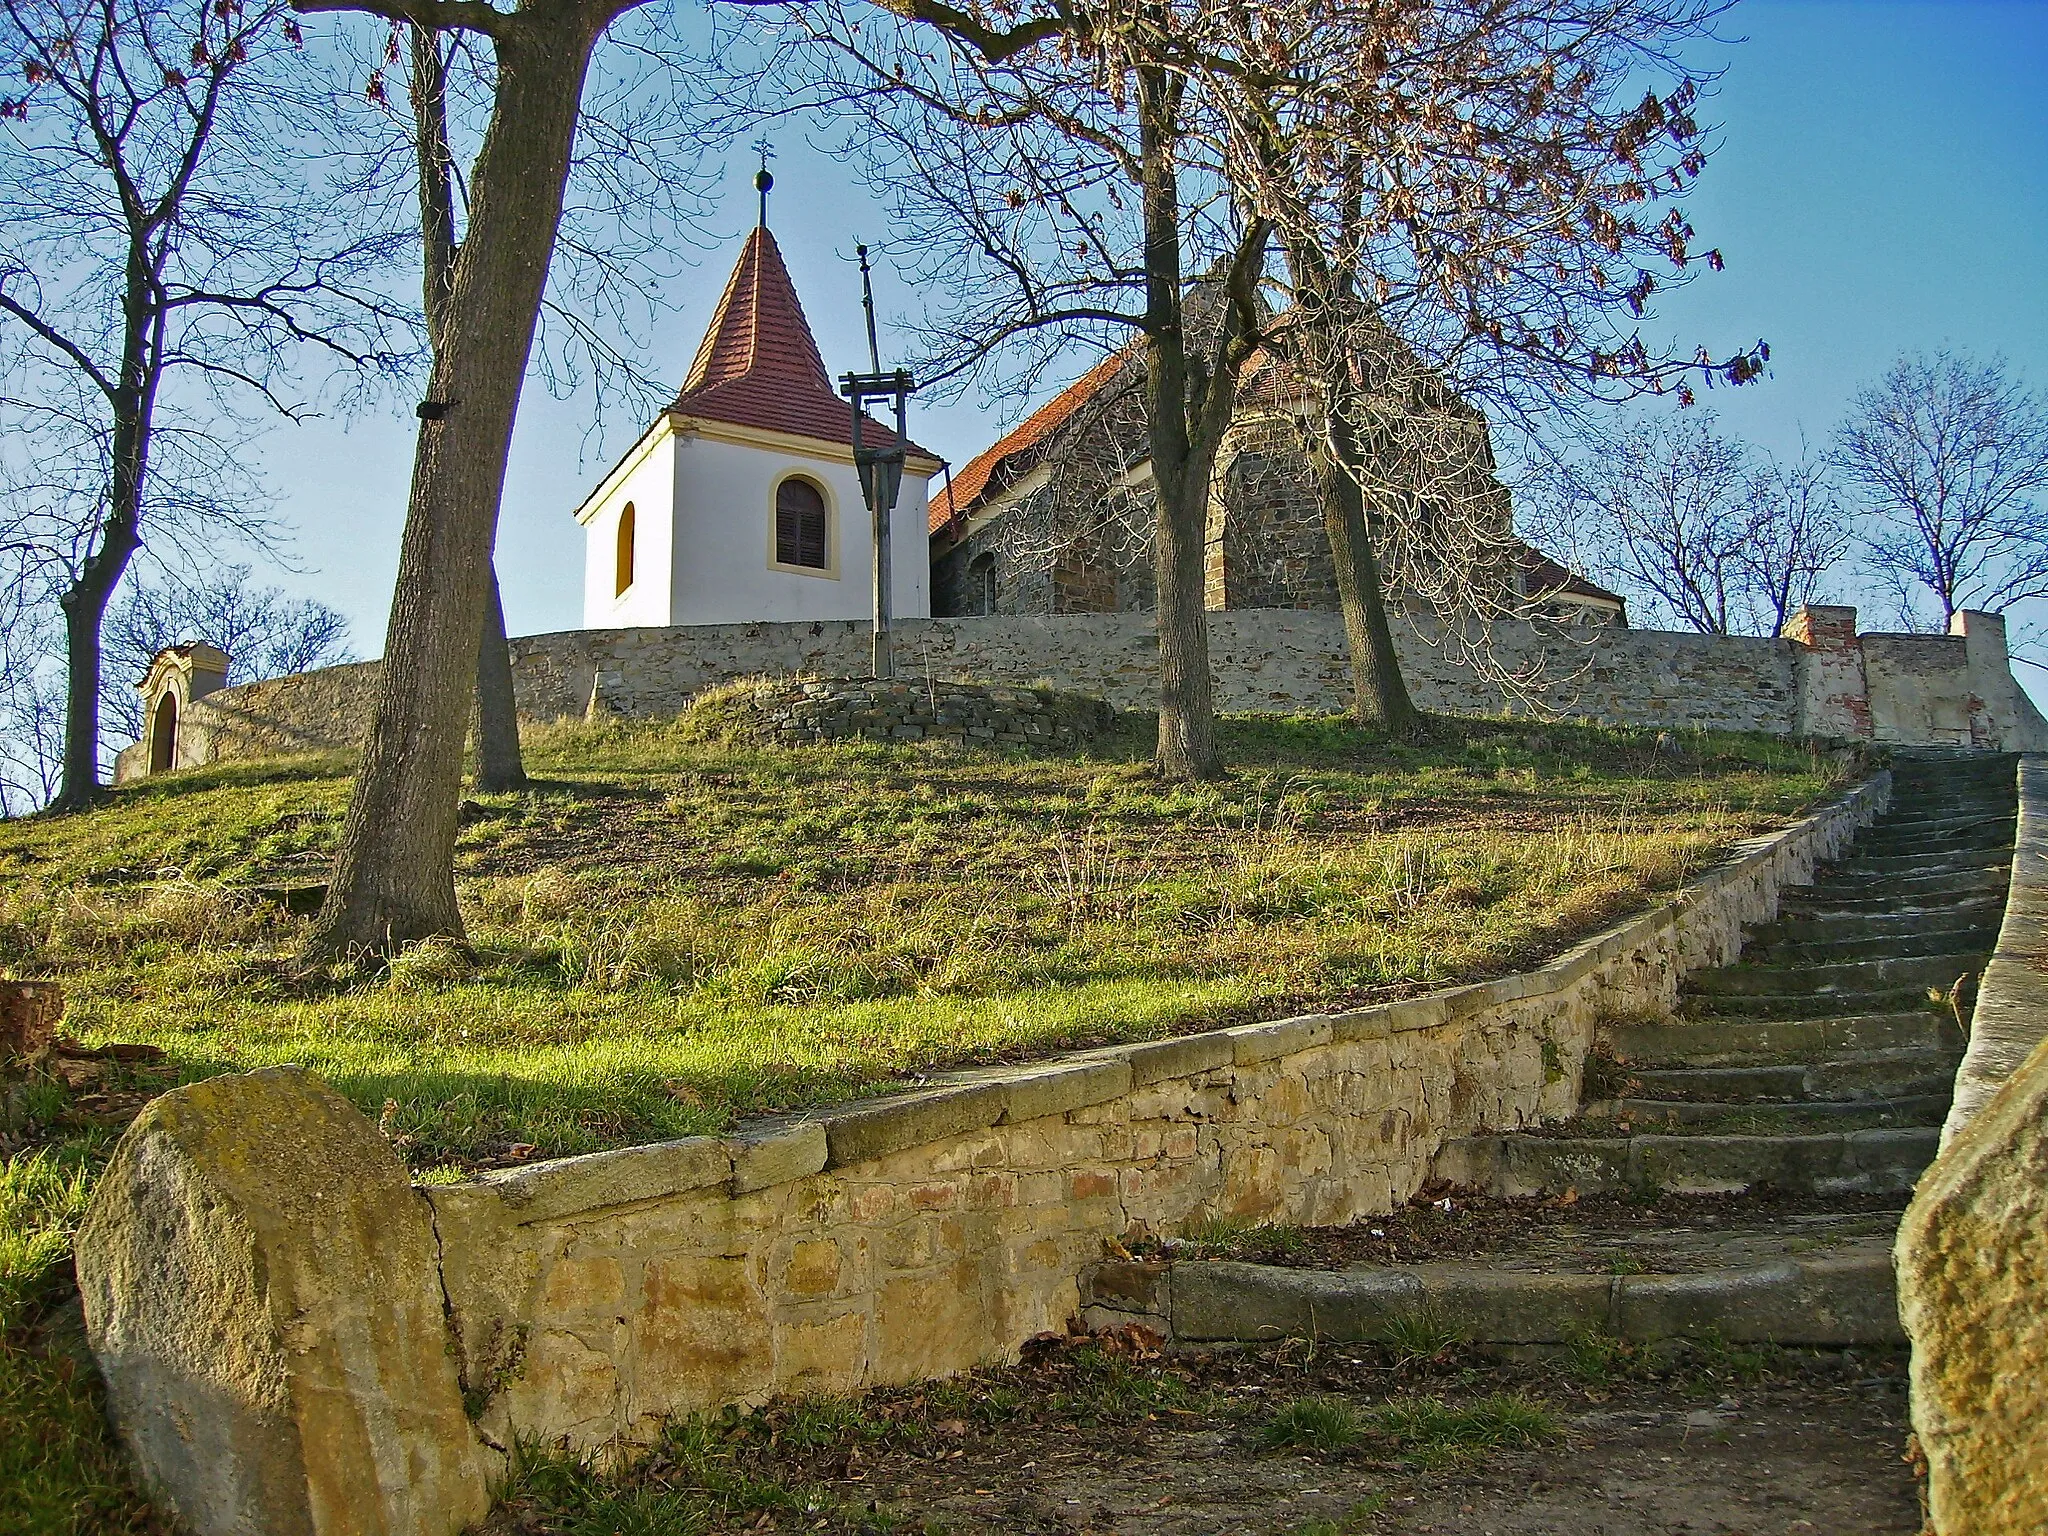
[1314,400,1422,734]
[406,27,525,797]
[51,346,153,812]
[308,16,599,957]
[473,567,527,792]
[1282,240,1421,735]
[1136,67,1220,782]
[52,582,114,811]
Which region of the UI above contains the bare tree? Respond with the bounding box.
[1834,350,2048,630]
[1744,444,1851,637]
[1525,410,1847,636]
[290,0,729,956]
[0,566,64,816]
[1219,0,1768,727]
[0,0,406,813]
[407,23,524,792]
[742,0,1271,779]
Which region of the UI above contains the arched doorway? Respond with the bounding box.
[149,691,178,773]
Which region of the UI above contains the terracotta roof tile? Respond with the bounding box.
[672,228,934,461]
[929,348,1137,534]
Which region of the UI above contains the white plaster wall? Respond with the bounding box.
[667,434,930,626]
[581,431,677,630]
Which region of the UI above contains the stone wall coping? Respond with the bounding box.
[1940,753,2046,1145]
[425,773,1886,1224]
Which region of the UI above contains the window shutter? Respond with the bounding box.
[776,480,828,569]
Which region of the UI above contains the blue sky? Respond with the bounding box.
[258,0,2048,661]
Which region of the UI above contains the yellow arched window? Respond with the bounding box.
[614,501,636,596]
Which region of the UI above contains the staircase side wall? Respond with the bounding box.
[421,778,1883,1452]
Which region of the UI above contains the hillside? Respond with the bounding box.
[2,708,1845,1173]
[0,704,1852,1531]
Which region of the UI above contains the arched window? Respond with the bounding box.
[614,502,636,596]
[969,552,997,616]
[149,691,178,773]
[775,478,829,570]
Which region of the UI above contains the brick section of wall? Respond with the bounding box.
[422,779,1884,1451]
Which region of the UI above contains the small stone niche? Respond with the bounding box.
[706,677,1114,751]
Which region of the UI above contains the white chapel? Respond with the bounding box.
[574,220,940,629]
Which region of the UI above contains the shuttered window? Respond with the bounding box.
[775,478,829,569]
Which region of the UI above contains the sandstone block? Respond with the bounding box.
[824,1082,1007,1168]
[1227,1013,1332,1065]
[1122,1032,1232,1086]
[73,1066,494,1536]
[1897,1033,2048,1534]
[638,1253,774,1411]
[729,1119,828,1194]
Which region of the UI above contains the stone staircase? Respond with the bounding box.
[1439,751,2013,1210]
[1113,754,2019,1350]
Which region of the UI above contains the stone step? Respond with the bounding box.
[1114,1237,1904,1348]
[1628,1048,1961,1103]
[1580,1095,1949,1133]
[1797,863,2013,901]
[1745,926,2000,965]
[1609,1011,1959,1067]
[1683,985,1951,1020]
[1868,802,2016,828]
[1434,1126,1939,1199]
[1831,847,2014,878]
[1684,951,1985,998]
[1780,880,2010,917]
[1862,804,2015,830]
[1748,902,2003,945]
[1857,828,2016,859]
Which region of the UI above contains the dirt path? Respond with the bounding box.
[483,1336,1923,1536]
[862,1369,1919,1535]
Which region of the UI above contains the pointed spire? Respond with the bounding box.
[752,137,775,229]
[668,224,933,459]
[677,228,832,399]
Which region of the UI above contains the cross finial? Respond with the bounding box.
[752,138,776,229]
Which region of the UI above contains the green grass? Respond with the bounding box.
[1260,1394,1366,1453]
[0,710,1839,1170]
[0,708,1833,1532]
[1364,1392,1559,1467]
[0,1139,162,1535]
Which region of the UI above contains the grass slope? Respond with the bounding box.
[0,707,1840,1533]
[3,710,1839,1170]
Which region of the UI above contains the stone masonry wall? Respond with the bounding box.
[422,779,1883,1451]
[529,611,1802,732]
[142,604,2048,779]
[713,678,1113,749]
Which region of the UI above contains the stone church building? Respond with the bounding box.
[568,218,1618,637]
[926,338,1625,628]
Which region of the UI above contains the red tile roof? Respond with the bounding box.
[929,348,1138,534]
[672,228,934,462]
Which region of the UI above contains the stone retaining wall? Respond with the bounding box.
[123,606,2048,784]
[1936,754,2047,1145]
[76,778,1888,1534]
[420,776,1884,1452]
[709,677,1113,749]
[1897,751,2048,1533]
